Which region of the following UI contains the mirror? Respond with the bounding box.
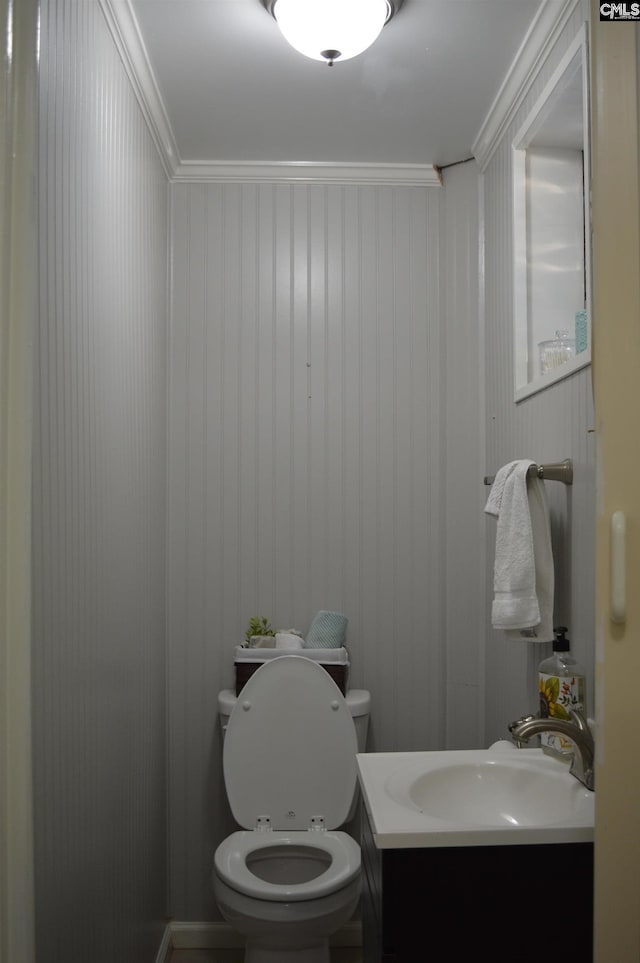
[512,25,590,402]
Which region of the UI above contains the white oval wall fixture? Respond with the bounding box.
[262,0,403,66]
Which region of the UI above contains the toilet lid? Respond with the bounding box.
[223,656,358,831]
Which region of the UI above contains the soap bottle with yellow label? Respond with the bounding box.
[538,626,585,759]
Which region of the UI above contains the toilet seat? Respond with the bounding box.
[214,829,360,902]
[223,656,358,832]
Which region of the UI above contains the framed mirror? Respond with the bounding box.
[512,24,590,402]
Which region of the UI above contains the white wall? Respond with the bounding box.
[442,161,487,748]
[32,1,169,959]
[167,171,484,918]
[482,1,595,743]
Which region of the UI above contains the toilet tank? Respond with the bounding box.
[345,689,371,752]
[218,687,371,751]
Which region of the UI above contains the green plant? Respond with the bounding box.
[245,616,275,644]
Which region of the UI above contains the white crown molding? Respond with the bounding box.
[172,160,442,187]
[98,0,439,187]
[102,0,564,186]
[472,0,583,172]
[98,0,180,178]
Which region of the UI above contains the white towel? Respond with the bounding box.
[484,459,554,642]
[275,632,303,650]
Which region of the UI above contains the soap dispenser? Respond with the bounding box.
[538,626,585,759]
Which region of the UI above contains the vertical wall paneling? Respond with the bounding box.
[482,1,595,744]
[33,1,169,959]
[168,179,486,919]
[442,161,486,748]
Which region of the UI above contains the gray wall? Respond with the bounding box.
[482,1,595,743]
[167,170,485,918]
[32,1,169,959]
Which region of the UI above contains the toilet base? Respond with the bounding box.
[213,872,360,963]
[244,939,330,963]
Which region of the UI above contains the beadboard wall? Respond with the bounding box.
[442,161,486,749]
[482,0,596,743]
[32,1,169,960]
[27,0,596,943]
[167,168,485,918]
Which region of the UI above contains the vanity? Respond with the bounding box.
[356,747,594,962]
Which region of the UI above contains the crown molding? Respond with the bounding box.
[98,1,440,187]
[98,0,180,178]
[172,160,442,187]
[472,0,583,171]
[99,0,583,183]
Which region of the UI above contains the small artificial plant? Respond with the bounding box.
[244,616,276,645]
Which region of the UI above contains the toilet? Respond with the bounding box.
[213,655,371,963]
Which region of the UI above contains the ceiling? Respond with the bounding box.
[128,0,543,169]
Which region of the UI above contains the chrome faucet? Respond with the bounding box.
[508,709,595,791]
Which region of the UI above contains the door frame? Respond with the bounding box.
[590,7,640,960]
[0,0,37,960]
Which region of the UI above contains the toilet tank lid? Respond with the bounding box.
[218,689,238,716]
[344,689,370,717]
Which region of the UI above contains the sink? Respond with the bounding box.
[387,756,591,827]
[356,746,594,848]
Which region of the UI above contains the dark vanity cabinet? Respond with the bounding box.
[361,803,593,962]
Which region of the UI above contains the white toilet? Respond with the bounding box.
[213,655,371,963]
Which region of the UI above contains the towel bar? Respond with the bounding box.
[483,459,573,487]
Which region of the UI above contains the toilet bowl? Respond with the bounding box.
[213,873,361,963]
[212,655,371,963]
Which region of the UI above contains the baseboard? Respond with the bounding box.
[332,921,362,947]
[170,922,244,949]
[154,923,173,963]
[169,919,362,949]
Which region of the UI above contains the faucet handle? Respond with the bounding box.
[508,714,536,734]
[508,714,537,748]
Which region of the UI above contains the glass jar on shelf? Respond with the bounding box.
[538,329,576,376]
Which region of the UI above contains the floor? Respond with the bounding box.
[170,950,362,962]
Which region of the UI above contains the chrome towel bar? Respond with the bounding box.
[483,458,573,487]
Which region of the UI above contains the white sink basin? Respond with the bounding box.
[356,746,594,849]
[387,756,591,827]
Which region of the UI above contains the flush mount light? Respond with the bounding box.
[262,0,403,66]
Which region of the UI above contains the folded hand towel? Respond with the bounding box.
[484,460,554,642]
[275,632,303,650]
[304,611,348,649]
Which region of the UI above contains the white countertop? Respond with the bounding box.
[356,747,595,849]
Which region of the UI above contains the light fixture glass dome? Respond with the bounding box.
[272,0,391,65]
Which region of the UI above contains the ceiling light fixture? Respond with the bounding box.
[262,0,403,67]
